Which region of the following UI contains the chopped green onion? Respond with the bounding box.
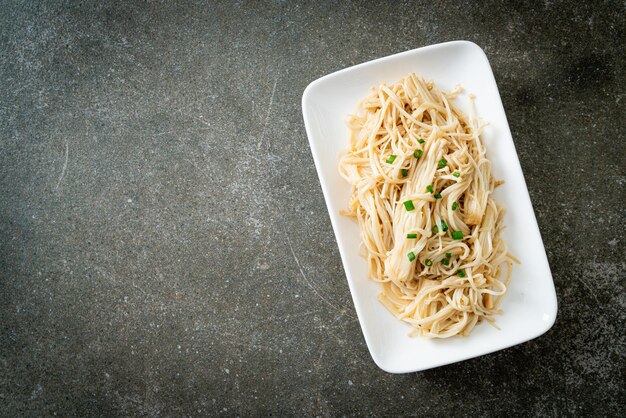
[407,251,416,261]
[453,171,460,178]
[452,231,464,240]
[441,258,449,266]
[401,168,409,177]
[425,259,433,266]
[457,269,466,277]
[445,252,452,258]
[386,154,397,164]
[434,193,442,199]
[438,159,447,168]
[426,185,434,193]
[432,225,439,235]
[418,138,425,144]
[413,149,423,158]
[441,220,449,232]
[452,201,459,211]
[406,233,417,239]
[403,200,415,211]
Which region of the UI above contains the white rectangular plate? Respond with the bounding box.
[302,41,558,373]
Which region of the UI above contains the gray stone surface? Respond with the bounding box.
[0,0,624,416]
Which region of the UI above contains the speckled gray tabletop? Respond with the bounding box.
[1,1,624,416]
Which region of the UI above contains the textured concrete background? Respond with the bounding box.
[0,0,624,416]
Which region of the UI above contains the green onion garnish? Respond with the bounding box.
[441,258,449,266]
[441,220,449,232]
[407,251,416,261]
[425,259,433,266]
[453,171,460,178]
[434,193,442,199]
[432,225,439,235]
[452,231,464,240]
[406,233,417,239]
[457,269,466,277]
[452,201,459,211]
[386,154,397,164]
[445,252,452,258]
[403,200,415,211]
[426,185,434,193]
[413,149,423,158]
[401,168,409,177]
[438,159,447,168]
[418,138,425,144]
